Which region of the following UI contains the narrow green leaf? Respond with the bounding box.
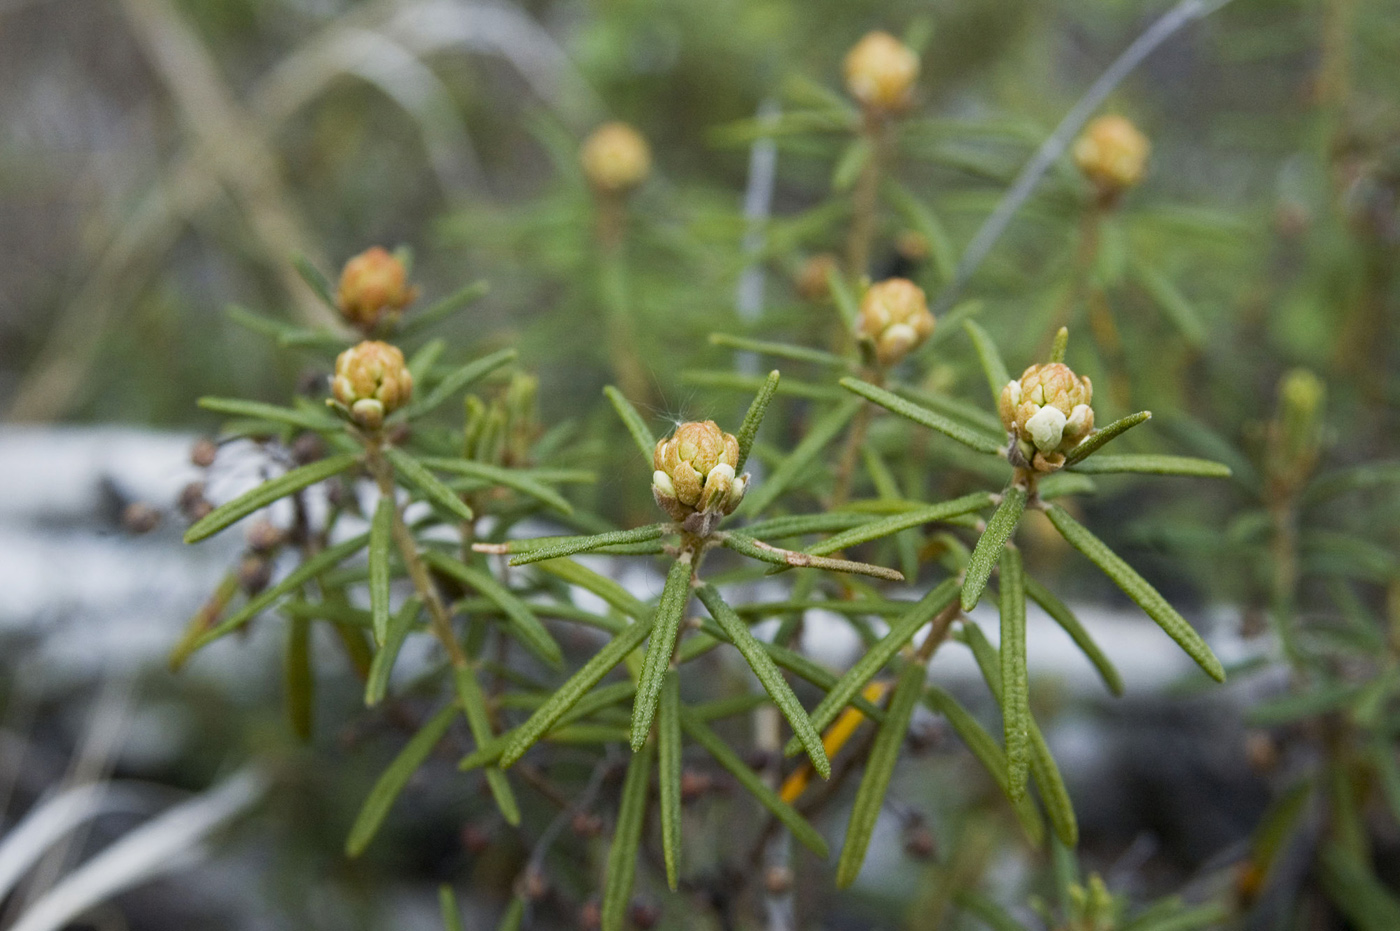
[787,579,958,755]
[1304,461,1400,504]
[658,671,683,890]
[1131,260,1207,347]
[922,686,1044,847]
[439,885,466,931]
[602,742,655,931]
[409,348,518,419]
[680,710,829,857]
[883,178,956,283]
[632,559,695,750]
[385,447,474,522]
[954,889,1030,931]
[536,557,649,620]
[1318,845,1400,931]
[735,369,781,472]
[710,334,851,370]
[999,548,1030,801]
[806,492,995,556]
[346,701,457,856]
[827,265,860,328]
[1069,454,1231,477]
[840,378,1004,455]
[1045,505,1225,682]
[198,397,341,432]
[1121,903,1230,931]
[682,369,844,401]
[407,339,446,385]
[1025,577,1123,696]
[741,396,863,515]
[425,552,563,667]
[397,280,490,339]
[1048,327,1069,363]
[293,255,338,309]
[963,320,1011,404]
[740,512,875,540]
[224,303,303,342]
[1065,412,1152,464]
[505,524,669,566]
[962,485,1028,611]
[696,585,829,777]
[452,665,521,825]
[420,457,575,515]
[604,385,656,465]
[184,453,360,543]
[369,496,395,645]
[836,660,925,887]
[722,531,904,581]
[195,532,370,649]
[501,618,655,767]
[460,681,637,771]
[366,597,422,706]
[285,614,314,742]
[895,384,1006,435]
[832,136,873,191]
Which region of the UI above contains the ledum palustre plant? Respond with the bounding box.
[167,25,1285,931]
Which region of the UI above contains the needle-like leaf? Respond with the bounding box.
[407,348,517,419]
[836,660,925,887]
[631,559,695,749]
[198,397,341,432]
[735,369,781,471]
[1045,505,1225,682]
[365,597,422,706]
[1068,454,1230,477]
[368,495,394,645]
[601,742,654,931]
[604,385,657,465]
[658,672,683,890]
[184,453,361,543]
[962,485,1027,611]
[424,552,563,667]
[384,448,474,522]
[695,585,829,777]
[999,548,1030,801]
[1064,411,1152,464]
[346,701,457,856]
[1024,576,1122,695]
[452,665,520,825]
[419,457,577,515]
[741,396,864,515]
[840,378,1004,454]
[502,524,669,566]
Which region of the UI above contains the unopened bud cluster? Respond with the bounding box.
[331,340,414,430]
[855,278,935,366]
[999,363,1095,472]
[1073,115,1150,202]
[844,31,919,114]
[580,122,651,195]
[652,421,747,522]
[337,247,418,332]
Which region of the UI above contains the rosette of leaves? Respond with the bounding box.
[454,371,924,923]
[176,253,598,843]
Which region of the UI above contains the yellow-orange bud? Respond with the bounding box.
[1073,115,1150,199]
[998,363,1094,472]
[652,421,745,521]
[580,122,651,195]
[855,278,935,366]
[844,31,919,113]
[331,340,414,430]
[337,247,418,331]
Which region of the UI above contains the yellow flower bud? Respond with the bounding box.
[1073,115,1150,200]
[651,421,745,521]
[580,122,652,195]
[331,341,414,430]
[844,31,919,114]
[336,247,418,331]
[998,363,1094,472]
[855,278,935,366]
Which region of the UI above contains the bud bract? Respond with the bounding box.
[999,363,1094,472]
[580,122,652,195]
[337,247,418,332]
[331,340,414,430]
[1073,115,1150,200]
[844,31,919,114]
[855,278,935,366]
[652,421,746,521]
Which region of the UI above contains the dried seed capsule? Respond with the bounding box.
[999,362,1095,473]
[336,247,418,332]
[1073,115,1150,201]
[122,502,162,535]
[855,278,935,366]
[190,437,218,468]
[178,481,212,521]
[652,421,746,521]
[580,122,651,195]
[330,341,414,431]
[844,31,919,114]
